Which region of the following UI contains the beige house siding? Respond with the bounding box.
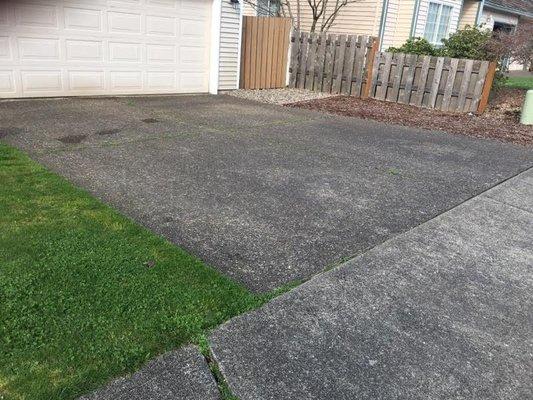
[243,2,256,16]
[459,0,480,28]
[379,0,418,49]
[381,0,400,48]
[387,0,417,47]
[244,1,382,36]
[218,1,242,90]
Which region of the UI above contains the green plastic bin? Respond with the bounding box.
[521,89,533,125]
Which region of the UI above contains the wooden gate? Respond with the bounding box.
[240,17,292,89]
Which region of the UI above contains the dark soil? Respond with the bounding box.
[287,88,533,146]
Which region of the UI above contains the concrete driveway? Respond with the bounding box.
[1,95,531,292]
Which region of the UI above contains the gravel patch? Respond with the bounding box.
[226,88,333,105]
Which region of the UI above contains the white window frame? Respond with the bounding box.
[257,0,280,16]
[423,1,453,45]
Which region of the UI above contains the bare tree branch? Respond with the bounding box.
[242,0,360,32]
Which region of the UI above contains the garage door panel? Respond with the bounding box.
[0,0,211,97]
[15,4,58,28]
[64,7,103,31]
[0,71,15,94]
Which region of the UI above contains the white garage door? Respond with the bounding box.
[0,0,212,98]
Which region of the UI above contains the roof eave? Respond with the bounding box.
[483,1,533,18]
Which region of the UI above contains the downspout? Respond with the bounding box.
[410,0,422,38]
[475,0,485,25]
[378,0,390,51]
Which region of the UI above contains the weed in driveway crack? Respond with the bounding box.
[197,335,239,400]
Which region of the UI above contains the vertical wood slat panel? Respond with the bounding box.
[249,18,258,89]
[390,52,405,101]
[271,19,280,87]
[376,52,392,100]
[441,58,459,111]
[401,54,417,104]
[414,56,431,106]
[298,32,309,89]
[343,35,357,95]
[314,33,327,91]
[331,35,346,94]
[428,57,445,108]
[240,16,248,89]
[289,30,301,88]
[352,36,367,96]
[278,19,289,87]
[306,33,318,90]
[241,17,291,90]
[323,34,335,93]
[456,59,474,112]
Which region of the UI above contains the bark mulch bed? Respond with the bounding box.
[287,88,532,146]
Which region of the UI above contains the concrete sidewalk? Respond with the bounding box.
[210,168,533,400]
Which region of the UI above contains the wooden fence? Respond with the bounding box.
[240,17,292,90]
[369,52,497,113]
[286,30,497,113]
[288,31,379,97]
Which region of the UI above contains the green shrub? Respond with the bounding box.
[439,25,493,60]
[388,37,438,56]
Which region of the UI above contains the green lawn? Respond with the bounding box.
[0,144,266,400]
[504,76,533,90]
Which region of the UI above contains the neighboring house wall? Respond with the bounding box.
[218,1,242,90]
[480,7,521,70]
[459,0,480,28]
[413,0,463,44]
[479,7,519,29]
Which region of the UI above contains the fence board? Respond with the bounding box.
[305,33,317,90]
[390,53,405,101]
[323,34,335,93]
[456,59,473,111]
[342,35,357,94]
[298,32,309,89]
[401,54,417,104]
[441,58,459,111]
[376,52,392,100]
[428,57,445,108]
[413,56,431,106]
[352,36,367,96]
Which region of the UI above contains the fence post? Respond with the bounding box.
[476,61,497,114]
[361,38,379,99]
